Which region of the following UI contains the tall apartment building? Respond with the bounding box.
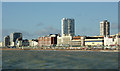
[10,32,22,46]
[61,18,75,36]
[100,20,110,36]
[4,35,10,46]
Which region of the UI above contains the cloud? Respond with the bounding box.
[35,26,60,36]
[36,22,44,27]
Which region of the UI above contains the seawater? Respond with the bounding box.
[2,50,118,69]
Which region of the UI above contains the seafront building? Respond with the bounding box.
[85,36,104,46]
[61,18,75,37]
[57,35,72,46]
[10,32,22,46]
[104,34,120,46]
[0,42,4,47]
[100,20,110,36]
[4,35,10,47]
[57,18,76,46]
[29,39,38,47]
[38,34,58,47]
[57,35,85,46]
[22,39,29,46]
[70,36,85,46]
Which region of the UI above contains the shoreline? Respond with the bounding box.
[0,48,119,52]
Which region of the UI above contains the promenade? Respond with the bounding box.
[1,47,119,52]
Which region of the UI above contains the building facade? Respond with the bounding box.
[57,35,85,46]
[22,39,29,46]
[104,34,120,46]
[57,35,72,46]
[38,34,57,47]
[29,39,38,47]
[85,36,104,46]
[0,42,4,47]
[100,20,110,36]
[70,36,85,46]
[10,32,22,46]
[4,36,10,47]
[61,18,75,37]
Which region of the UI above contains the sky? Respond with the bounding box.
[2,2,118,40]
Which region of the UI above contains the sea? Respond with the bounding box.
[2,50,118,69]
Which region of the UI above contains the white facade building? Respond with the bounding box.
[104,34,120,46]
[0,42,4,47]
[30,41,38,47]
[57,35,72,46]
[61,18,75,37]
[104,37,114,46]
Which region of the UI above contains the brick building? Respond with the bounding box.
[38,34,57,47]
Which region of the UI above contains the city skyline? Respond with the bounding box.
[2,2,118,41]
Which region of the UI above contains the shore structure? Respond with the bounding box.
[0,18,120,51]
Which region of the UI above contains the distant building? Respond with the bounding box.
[10,32,22,46]
[4,36,10,47]
[104,34,120,46]
[85,36,104,46]
[38,34,57,47]
[16,40,22,47]
[100,20,110,36]
[104,36,114,46]
[0,42,4,47]
[29,39,38,47]
[57,35,72,46]
[118,32,120,46]
[61,18,75,37]
[22,39,29,46]
[70,36,85,46]
[57,35,85,46]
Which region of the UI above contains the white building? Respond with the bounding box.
[10,42,15,46]
[29,40,38,47]
[100,20,110,36]
[0,42,4,47]
[104,36,114,46]
[104,34,120,46]
[85,36,104,46]
[16,40,22,47]
[61,18,75,37]
[57,35,72,46]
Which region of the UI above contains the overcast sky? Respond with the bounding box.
[2,2,118,40]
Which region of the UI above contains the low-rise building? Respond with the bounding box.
[16,40,22,47]
[10,42,15,46]
[57,35,72,46]
[38,34,58,47]
[22,39,29,46]
[29,39,38,47]
[85,36,104,46]
[69,36,85,46]
[57,35,85,46]
[104,36,114,46]
[4,36,10,47]
[0,42,4,47]
[104,34,120,46]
